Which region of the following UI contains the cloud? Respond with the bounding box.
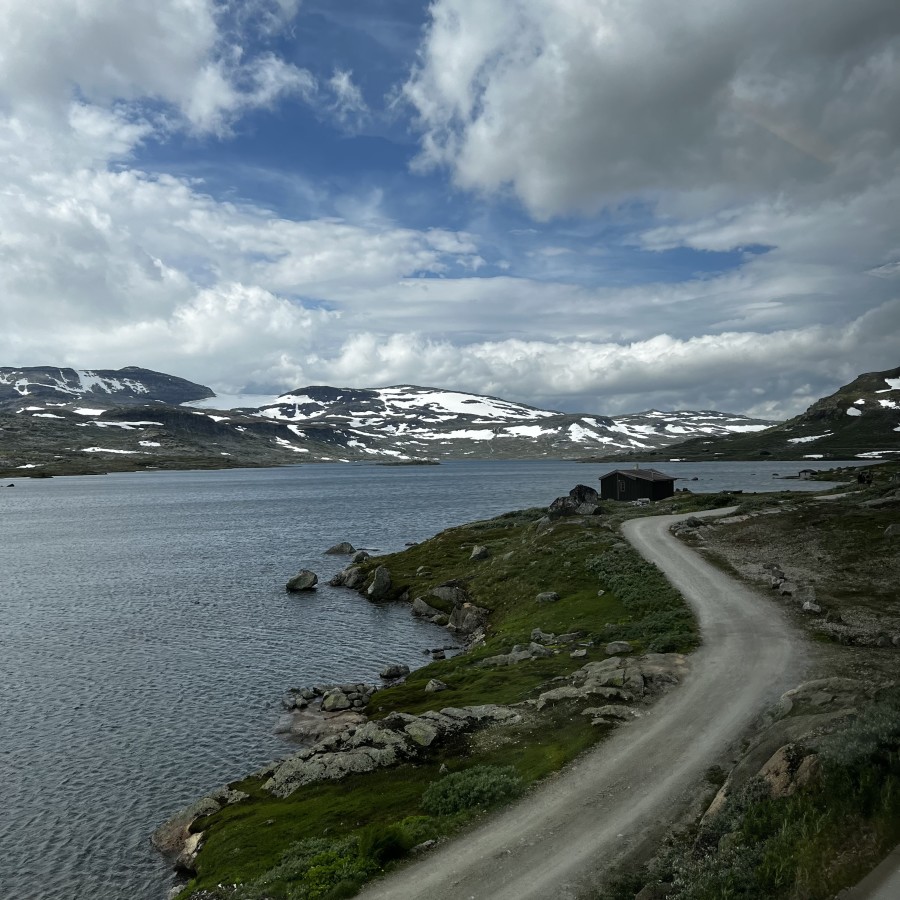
[405,0,900,217]
[327,69,370,129]
[0,0,312,135]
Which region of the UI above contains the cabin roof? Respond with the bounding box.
[599,468,675,483]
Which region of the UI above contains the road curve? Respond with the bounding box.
[358,509,807,900]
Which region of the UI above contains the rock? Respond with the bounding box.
[367,565,392,600]
[779,581,797,596]
[548,484,602,518]
[328,565,364,588]
[885,524,900,539]
[470,545,490,561]
[379,663,410,680]
[605,641,632,655]
[412,597,445,618]
[448,603,489,636]
[173,831,204,874]
[570,648,587,658]
[321,690,351,712]
[351,550,370,563]
[536,591,560,603]
[758,744,821,798]
[424,679,449,693]
[802,600,822,614]
[401,720,439,747]
[529,642,554,658]
[325,541,356,555]
[556,632,583,644]
[151,796,221,857]
[286,569,318,592]
[429,581,470,606]
[531,628,556,644]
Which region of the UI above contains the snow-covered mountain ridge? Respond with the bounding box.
[186,383,775,458]
[0,372,776,474]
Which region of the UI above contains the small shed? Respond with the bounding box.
[798,468,817,480]
[599,468,676,502]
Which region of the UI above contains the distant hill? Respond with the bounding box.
[0,366,213,409]
[0,370,776,476]
[601,367,900,463]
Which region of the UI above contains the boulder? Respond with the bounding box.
[412,597,445,618]
[321,690,351,712]
[448,603,489,636]
[328,566,364,588]
[885,523,900,539]
[802,600,822,615]
[779,582,797,596]
[286,569,318,592]
[351,550,371,563]
[367,565,392,600]
[379,663,410,680]
[758,744,821,798]
[424,679,449,693]
[549,485,602,518]
[536,591,560,604]
[570,649,587,658]
[429,581,470,606]
[605,641,632,655]
[325,541,356,555]
[531,628,556,644]
[470,545,490,561]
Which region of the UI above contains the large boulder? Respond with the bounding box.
[286,569,318,592]
[548,485,602,518]
[536,591,560,604]
[367,565,392,600]
[379,663,410,680]
[325,541,356,555]
[470,545,490,561]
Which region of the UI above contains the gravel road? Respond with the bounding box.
[358,509,808,900]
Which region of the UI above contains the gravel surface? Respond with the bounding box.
[358,509,810,900]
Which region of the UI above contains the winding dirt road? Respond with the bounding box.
[358,509,808,900]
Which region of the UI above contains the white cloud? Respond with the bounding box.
[0,0,312,136]
[405,0,900,217]
[327,69,370,128]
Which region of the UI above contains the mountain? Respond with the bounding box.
[0,372,775,477]
[207,384,775,458]
[0,366,214,410]
[608,367,900,463]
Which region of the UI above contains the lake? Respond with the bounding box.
[0,459,862,899]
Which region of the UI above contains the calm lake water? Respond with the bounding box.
[0,459,862,900]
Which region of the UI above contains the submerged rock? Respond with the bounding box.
[325,541,356,555]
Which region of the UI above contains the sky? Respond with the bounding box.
[1,0,898,419]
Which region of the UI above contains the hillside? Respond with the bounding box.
[0,371,775,476]
[588,367,900,464]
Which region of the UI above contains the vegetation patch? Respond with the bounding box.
[597,694,900,900]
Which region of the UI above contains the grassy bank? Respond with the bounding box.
[176,503,701,899]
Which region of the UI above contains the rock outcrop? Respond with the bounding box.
[263,704,522,798]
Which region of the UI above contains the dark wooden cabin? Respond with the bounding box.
[599,468,676,502]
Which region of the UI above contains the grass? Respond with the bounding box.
[596,693,900,900]
[175,504,700,899]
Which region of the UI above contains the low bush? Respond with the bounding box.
[421,765,525,816]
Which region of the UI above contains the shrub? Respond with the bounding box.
[421,765,524,816]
